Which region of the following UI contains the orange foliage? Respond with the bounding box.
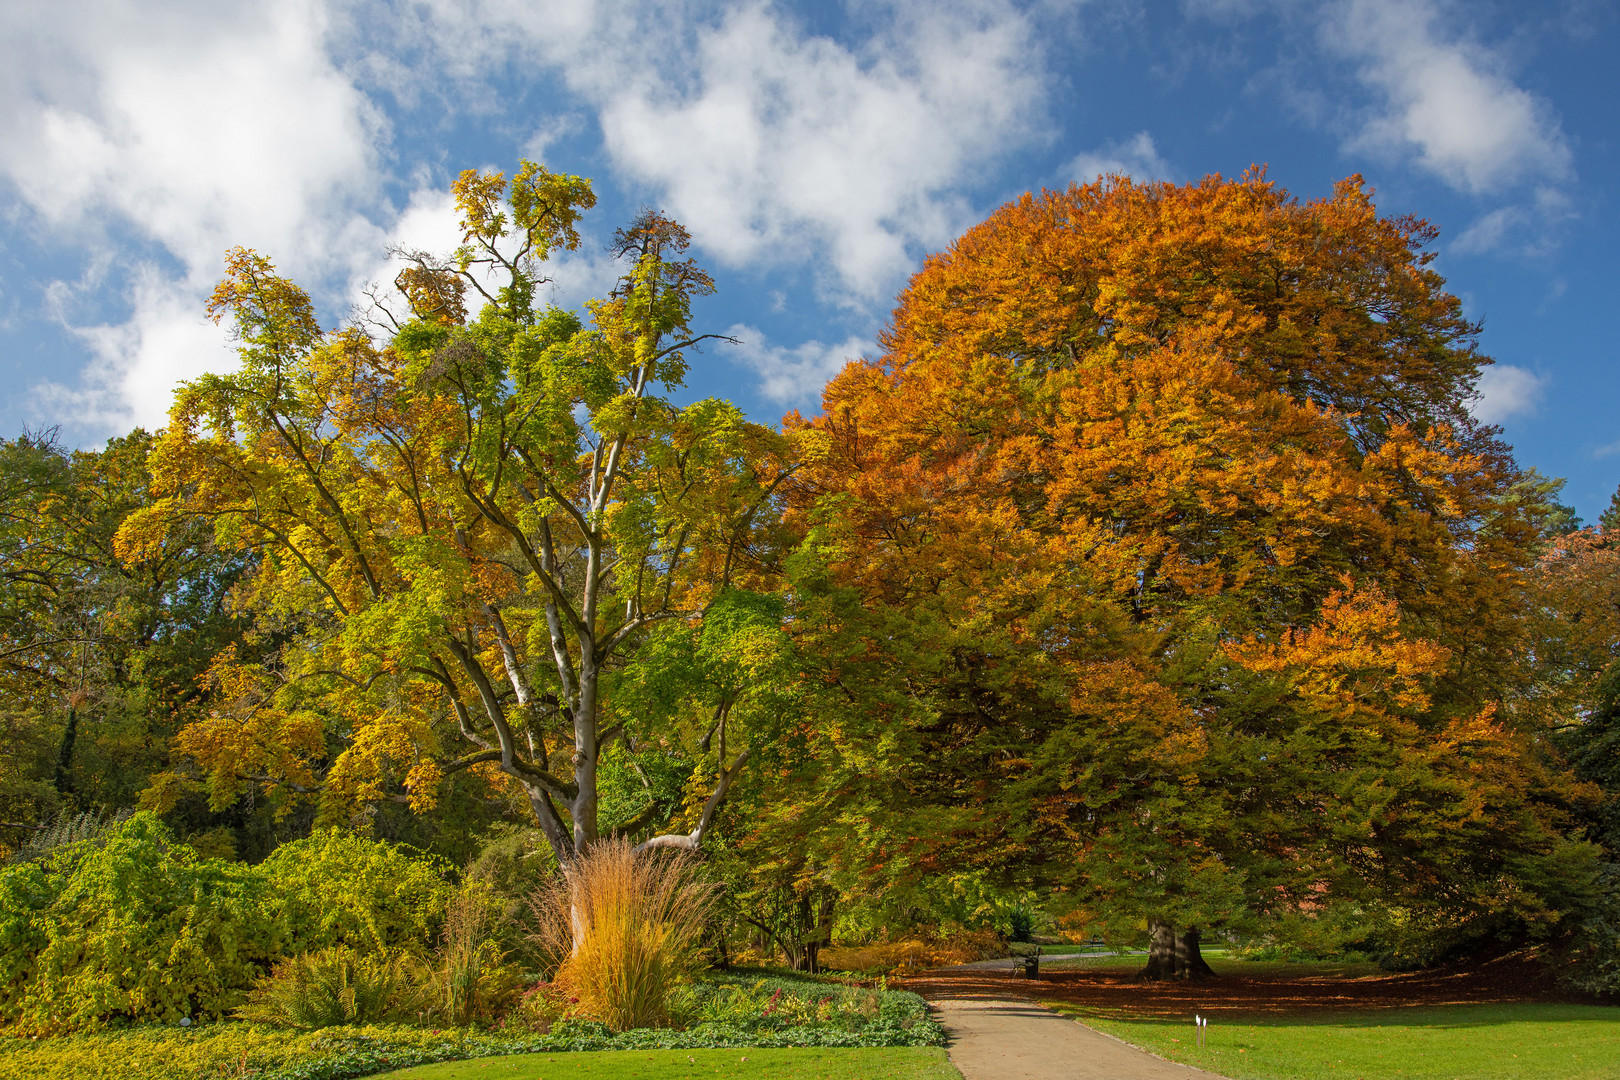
[768,171,1589,938]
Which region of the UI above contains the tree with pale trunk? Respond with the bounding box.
[122,162,799,867]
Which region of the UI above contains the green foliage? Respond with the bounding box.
[262,830,454,954]
[0,430,257,850]
[0,812,279,1032]
[236,947,427,1029]
[0,975,945,1080]
[427,886,520,1027]
[670,974,938,1041]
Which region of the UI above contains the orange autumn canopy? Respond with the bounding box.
[773,170,1591,941]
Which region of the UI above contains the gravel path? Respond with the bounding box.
[930,997,1229,1080]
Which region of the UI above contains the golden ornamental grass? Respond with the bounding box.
[527,838,715,1032]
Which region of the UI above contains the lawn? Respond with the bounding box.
[1049,1001,1620,1080]
[378,1047,960,1079]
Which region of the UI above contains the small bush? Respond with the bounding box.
[235,947,427,1029]
[501,980,574,1033]
[261,830,454,955]
[528,839,715,1031]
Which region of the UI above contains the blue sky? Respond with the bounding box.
[2,0,1616,516]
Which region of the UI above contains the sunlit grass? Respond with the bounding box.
[1049,1002,1620,1080]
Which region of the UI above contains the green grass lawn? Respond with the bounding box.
[378,1047,961,1080]
[1046,1002,1620,1080]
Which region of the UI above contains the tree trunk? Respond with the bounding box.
[1139,921,1218,980]
[1138,920,1179,980]
[53,707,78,796]
[1175,926,1217,980]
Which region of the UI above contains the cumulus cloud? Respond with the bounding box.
[1470,363,1545,426]
[391,0,1048,305]
[33,269,237,434]
[1,0,1054,434]
[1323,0,1572,195]
[725,323,872,407]
[1065,132,1172,184]
[0,0,393,434]
[0,1,384,282]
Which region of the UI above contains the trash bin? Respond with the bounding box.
[1021,953,1039,979]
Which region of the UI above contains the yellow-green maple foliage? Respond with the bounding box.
[121,164,801,863]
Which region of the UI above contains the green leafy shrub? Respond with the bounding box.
[671,973,936,1040]
[501,979,574,1033]
[262,829,454,954]
[0,812,278,1032]
[235,947,428,1029]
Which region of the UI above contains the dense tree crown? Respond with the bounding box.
[121,163,799,866]
[0,431,251,846]
[774,171,1593,957]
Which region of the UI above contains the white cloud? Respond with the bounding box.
[1,0,1052,432]
[1065,132,1172,184]
[596,3,1045,303]
[0,0,394,435]
[1450,185,1574,257]
[1470,363,1545,426]
[1,1,384,284]
[392,0,1048,306]
[1323,0,1572,195]
[33,269,237,434]
[725,323,872,407]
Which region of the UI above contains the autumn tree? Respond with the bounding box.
[123,163,799,866]
[779,171,1594,976]
[0,430,255,854]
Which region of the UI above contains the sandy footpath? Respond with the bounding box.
[930,996,1230,1080]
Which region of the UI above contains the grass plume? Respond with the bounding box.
[528,838,715,1031]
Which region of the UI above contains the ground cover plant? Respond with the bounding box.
[0,973,943,1079]
[376,1047,962,1080]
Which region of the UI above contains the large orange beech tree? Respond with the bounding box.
[778,171,1596,976]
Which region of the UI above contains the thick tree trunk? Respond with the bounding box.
[1138,920,1180,979]
[1139,921,1218,980]
[1175,926,1217,979]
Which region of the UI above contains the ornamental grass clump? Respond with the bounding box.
[528,838,715,1032]
[429,886,521,1026]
